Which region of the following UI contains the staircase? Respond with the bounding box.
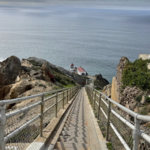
[54,89,90,150]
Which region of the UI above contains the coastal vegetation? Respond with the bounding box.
[121,58,150,90]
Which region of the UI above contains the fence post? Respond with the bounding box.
[63,90,64,109]
[71,88,72,99]
[92,89,94,106]
[40,94,44,137]
[94,90,96,110]
[0,104,6,150]
[133,116,140,150]
[55,91,58,118]
[98,93,101,120]
[106,101,111,141]
[90,88,92,101]
[67,90,68,104]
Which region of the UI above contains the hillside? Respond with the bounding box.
[0,56,88,109]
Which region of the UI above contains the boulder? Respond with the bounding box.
[42,62,56,82]
[94,74,109,90]
[95,74,103,80]
[0,56,21,86]
[0,85,13,100]
[9,80,33,99]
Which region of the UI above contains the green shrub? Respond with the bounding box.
[106,143,113,150]
[39,84,46,88]
[135,95,142,102]
[145,96,150,103]
[29,60,41,66]
[139,106,149,115]
[122,59,150,90]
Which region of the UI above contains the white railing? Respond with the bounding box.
[86,85,150,150]
[0,86,79,150]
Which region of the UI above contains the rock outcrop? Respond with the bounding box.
[0,56,21,87]
[113,56,150,117]
[9,80,33,99]
[116,57,129,93]
[102,84,112,98]
[22,57,86,85]
[94,74,109,90]
[42,62,56,82]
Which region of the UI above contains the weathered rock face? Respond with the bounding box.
[0,56,21,87]
[116,57,129,91]
[102,84,112,98]
[0,85,13,100]
[42,62,56,82]
[114,56,150,115]
[9,80,33,99]
[22,57,86,85]
[120,86,142,112]
[94,74,109,90]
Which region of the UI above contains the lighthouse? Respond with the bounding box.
[70,63,74,72]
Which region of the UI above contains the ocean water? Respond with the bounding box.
[0,1,150,83]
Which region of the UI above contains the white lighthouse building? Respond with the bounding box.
[70,63,74,72]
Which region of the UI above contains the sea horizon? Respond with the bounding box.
[0,0,150,83]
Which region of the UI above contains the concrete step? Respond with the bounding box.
[56,142,90,150]
[59,136,88,143]
[61,131,88,137]
[63,126,88,131]
[65,120,85,124]
[63,128,87,133]
[64,124,86,128]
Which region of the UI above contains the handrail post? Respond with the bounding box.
[63,90,64,109]
[106,101,111,141]
[133,116,140,150]
[40,94,44,137]
[55,91,58,118]
[92,89,94,106]
[67,90,68,104]
[94,90,96,110]
[0,104,6,150]
[71,88,72,99]
[98,93,101,120]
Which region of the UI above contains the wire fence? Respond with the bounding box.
[0,86,79,150]
[86,85,150,150]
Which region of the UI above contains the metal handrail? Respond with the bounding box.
[94,88,137,118]
[0,86,79,150]
[86,85,150,150]
[94,88,150,121]
[0,88,68,106]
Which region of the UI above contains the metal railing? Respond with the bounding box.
[86,85,150,150]
[0,86,79,150]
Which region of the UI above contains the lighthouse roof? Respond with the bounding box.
[70,63,74,66]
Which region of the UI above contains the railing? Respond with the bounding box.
[86,85,150,150]
[0,86,79,150]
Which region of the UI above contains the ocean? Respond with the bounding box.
[0,0,150,83]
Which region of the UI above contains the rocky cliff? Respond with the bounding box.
[0,56,88,109]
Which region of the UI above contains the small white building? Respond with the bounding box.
[77,67,87,76]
